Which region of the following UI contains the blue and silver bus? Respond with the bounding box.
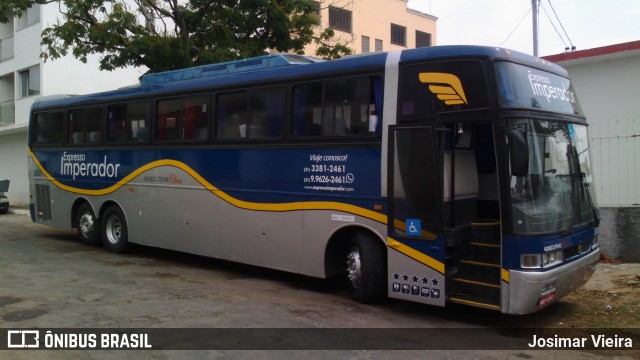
[28,46,600,314]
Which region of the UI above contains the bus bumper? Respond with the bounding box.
[506,248,599,314]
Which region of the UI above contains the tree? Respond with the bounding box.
[3,0,351,74]
[312,0,354,60]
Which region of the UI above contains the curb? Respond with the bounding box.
[7,207,30,215]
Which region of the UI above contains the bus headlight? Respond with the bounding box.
[542,250,563,268]
[521,254,541,268]
[522,250,564,269]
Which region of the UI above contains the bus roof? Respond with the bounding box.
[31,46,568,111]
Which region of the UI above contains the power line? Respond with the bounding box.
[546,0,575,50]
[540,2,569,49]
[500,6,532,47]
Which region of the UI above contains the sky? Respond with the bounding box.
[407,0,640,57]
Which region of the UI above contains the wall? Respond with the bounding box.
[562,54,640,206]
[598,207,640,262]
[0,131,28,206]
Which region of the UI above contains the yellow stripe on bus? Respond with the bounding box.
[387,237,445,274]
[28,149,387,224]
[501,268,510,283]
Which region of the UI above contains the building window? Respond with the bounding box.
[391,24,406,47]
[19,65,40,98]
[311,1,321,17]
[361,36,370,53]
[329,6,352,33]
[416,30,432,48]
[16,4,40,31]
[0,35,14,62]
[375,39,383,52]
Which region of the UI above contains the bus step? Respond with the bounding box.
[461,244,500,265]
[448,296,501,311]
[452,276,500,289]
[458,260,501,280]
[460,259,500,268]
[471,220,500,244]
[449,280,501,309]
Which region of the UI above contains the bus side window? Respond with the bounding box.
[107,101,150,143]
[107,104,128,143]
[67,107,103,144]
[156,99,182,142]
[34,112,64,146]
[293,83,323,136]
[248,87,284,139]
[293,78,373,137]
[217,92,248,139]
[182,95,209,141]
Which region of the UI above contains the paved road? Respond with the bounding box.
[0,213,634,359]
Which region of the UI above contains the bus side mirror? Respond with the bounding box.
[509,128,529,177]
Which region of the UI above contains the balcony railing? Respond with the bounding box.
[0,34,14,62]
[0,100,15,126]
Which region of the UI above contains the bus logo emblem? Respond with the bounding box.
[419,72,468,105]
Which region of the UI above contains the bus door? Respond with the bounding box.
[387,124,446,306]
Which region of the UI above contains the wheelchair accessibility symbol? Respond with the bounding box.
[406,219,421,237]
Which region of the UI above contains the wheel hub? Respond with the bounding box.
[79,213,94,238]
[347,247,362,288]
[105,215,122,245]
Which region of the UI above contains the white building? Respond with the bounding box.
[544,41,640,260]
[0,4,145,206]
[544,41,640,207]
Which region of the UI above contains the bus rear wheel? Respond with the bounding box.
[346,233,387,304]
[76,203,100,246]
[101,205,129,253]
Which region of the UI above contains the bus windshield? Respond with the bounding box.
[510,119,599,234]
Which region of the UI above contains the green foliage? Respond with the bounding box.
[4,0,352,74]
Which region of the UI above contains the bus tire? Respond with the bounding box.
[76,203,100,246]
[346,233,387,304]
[101,205,129,253]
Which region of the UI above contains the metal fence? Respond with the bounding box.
[589,118,640,206]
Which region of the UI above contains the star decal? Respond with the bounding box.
[412,275,419,283]
[422,277,429,285]
[431,278,440,287]
[393,272,400,280]
[402,273,409,282]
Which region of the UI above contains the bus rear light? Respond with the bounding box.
[373,204,384,211]
[521,254,541,268]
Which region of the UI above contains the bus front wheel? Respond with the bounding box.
[101,206,129,253]
[76,203,100,246]
[346,234,387,304]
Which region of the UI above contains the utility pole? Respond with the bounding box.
[532,0,539,56]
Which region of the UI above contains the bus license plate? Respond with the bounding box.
[539,291,556,306]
